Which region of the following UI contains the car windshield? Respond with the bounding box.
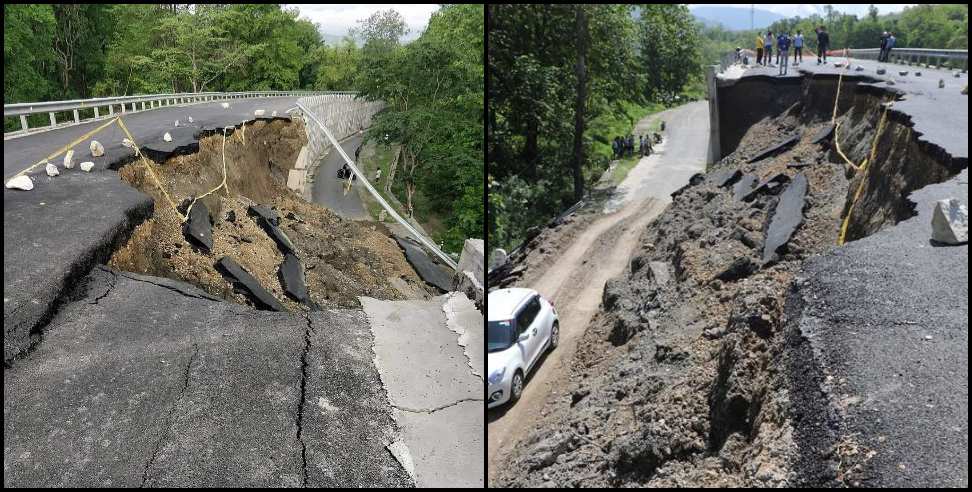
[488,319,516,352]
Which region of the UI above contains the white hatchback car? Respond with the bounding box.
[487,288,559,409]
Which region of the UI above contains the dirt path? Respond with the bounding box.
[487,101,709,483]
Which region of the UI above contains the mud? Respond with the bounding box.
[492,73,963,487]
[109,119,435,310]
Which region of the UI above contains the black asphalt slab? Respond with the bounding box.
[787,169,968,487]
[3,97,299,364]
[215,256,287,312]
[2,266,412,487]
[394,235,454,292]
[747,133,801,163]
[3,172,153,362]
[310,133,370,220]
[762,173,807,264]
[733,174,759,201]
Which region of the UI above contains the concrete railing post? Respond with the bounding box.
[20,114,28,133]
[49,112,56,128]
[73,109,80,124]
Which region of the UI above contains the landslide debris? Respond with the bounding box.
[493,94,856,488]
[494,74,967,488]
[109,119,435,310]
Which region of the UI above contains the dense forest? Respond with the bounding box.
[3,4,483,253]
[488,4,700,252]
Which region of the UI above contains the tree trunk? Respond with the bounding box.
[385,145,401,194]
[571,6,589,202]
[524,118,538,179]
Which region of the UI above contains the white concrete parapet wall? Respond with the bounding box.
[288,94,383,197]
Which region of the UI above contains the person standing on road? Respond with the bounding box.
[778,32,791,76]
[885,32,896,63]
[879,31,889,62]
[816,26,830,64]
[793,31,804,64]
[756,32,765,65]
[611,137,619,159]
[375,168,382,182]
[764,31,774,67]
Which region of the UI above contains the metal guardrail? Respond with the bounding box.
[839,47,968,70]
[3,91,353,137]
[296,99,459,271]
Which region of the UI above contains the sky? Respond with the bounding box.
[285,4,441,41]
[688,4,916,18]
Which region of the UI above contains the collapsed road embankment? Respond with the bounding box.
[494,62,967,487]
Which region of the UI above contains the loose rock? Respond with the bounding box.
[163,132,172,142]
[930,198,968,244]
[5,175,34,191]
[89,140,104,157]
[80,161,95,172]
[939,79,945,89]
[122,138,134,148]
[254,109,266,117]
[221,102,230,109]
[877,68,886,75]
[45,161,59,177]
[63,149,75,169]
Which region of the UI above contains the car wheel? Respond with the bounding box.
[510,371,524,404]
[549,322,560,350]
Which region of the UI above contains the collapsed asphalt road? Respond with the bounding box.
[4,97,299,363]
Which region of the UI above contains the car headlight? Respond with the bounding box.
[488,367,506,385]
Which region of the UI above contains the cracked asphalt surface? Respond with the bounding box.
[3,266,410,487]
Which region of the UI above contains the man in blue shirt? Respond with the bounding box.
[793,31,804,64]
[778,33,790,75]
[885,32,896,63]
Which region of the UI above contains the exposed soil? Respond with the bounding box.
[109,119,435,310]
[492,74,962,487]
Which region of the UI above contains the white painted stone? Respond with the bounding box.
[187,116,193,123]
[254,109,266,117]
[163,132,172,142]
[89,140,104,157]
[174,119,179,127]
[931,198,969,244]
[63,149,75,169]
[488,248,508,271]
[45,162,59,177]
[221,102,230,109]
[5,175,34,190]
[272,110,277,117]
[122,138,134,149]
[80,161,95,172]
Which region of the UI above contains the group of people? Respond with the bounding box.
[612,134,655,160]
[879,31,897,62]
[755,26,831,75]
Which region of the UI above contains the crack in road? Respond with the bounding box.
[141,342,199,487]
[115,271,223,303]
[295,314,312,487]
[392,397,484,415]
[88,268,117,305]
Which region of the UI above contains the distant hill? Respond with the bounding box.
[691,6,784,31]
[319,30,358,47]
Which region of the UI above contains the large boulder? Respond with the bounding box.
[89,140,104,157]
[930,198,968,245]
[63,149,75,169]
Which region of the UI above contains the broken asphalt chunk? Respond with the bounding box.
[183,201,213,252]
[278,253,309,302]
[671,173,706,199]
[733,175,758,201]
[265,223,296,255]
[215,256,286,311]
[248,204,279,227]
[810,123,835,145]
[743,173,790,202]
[713,169,743,188]
[762,173,808,264]
[747,134,801,163]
